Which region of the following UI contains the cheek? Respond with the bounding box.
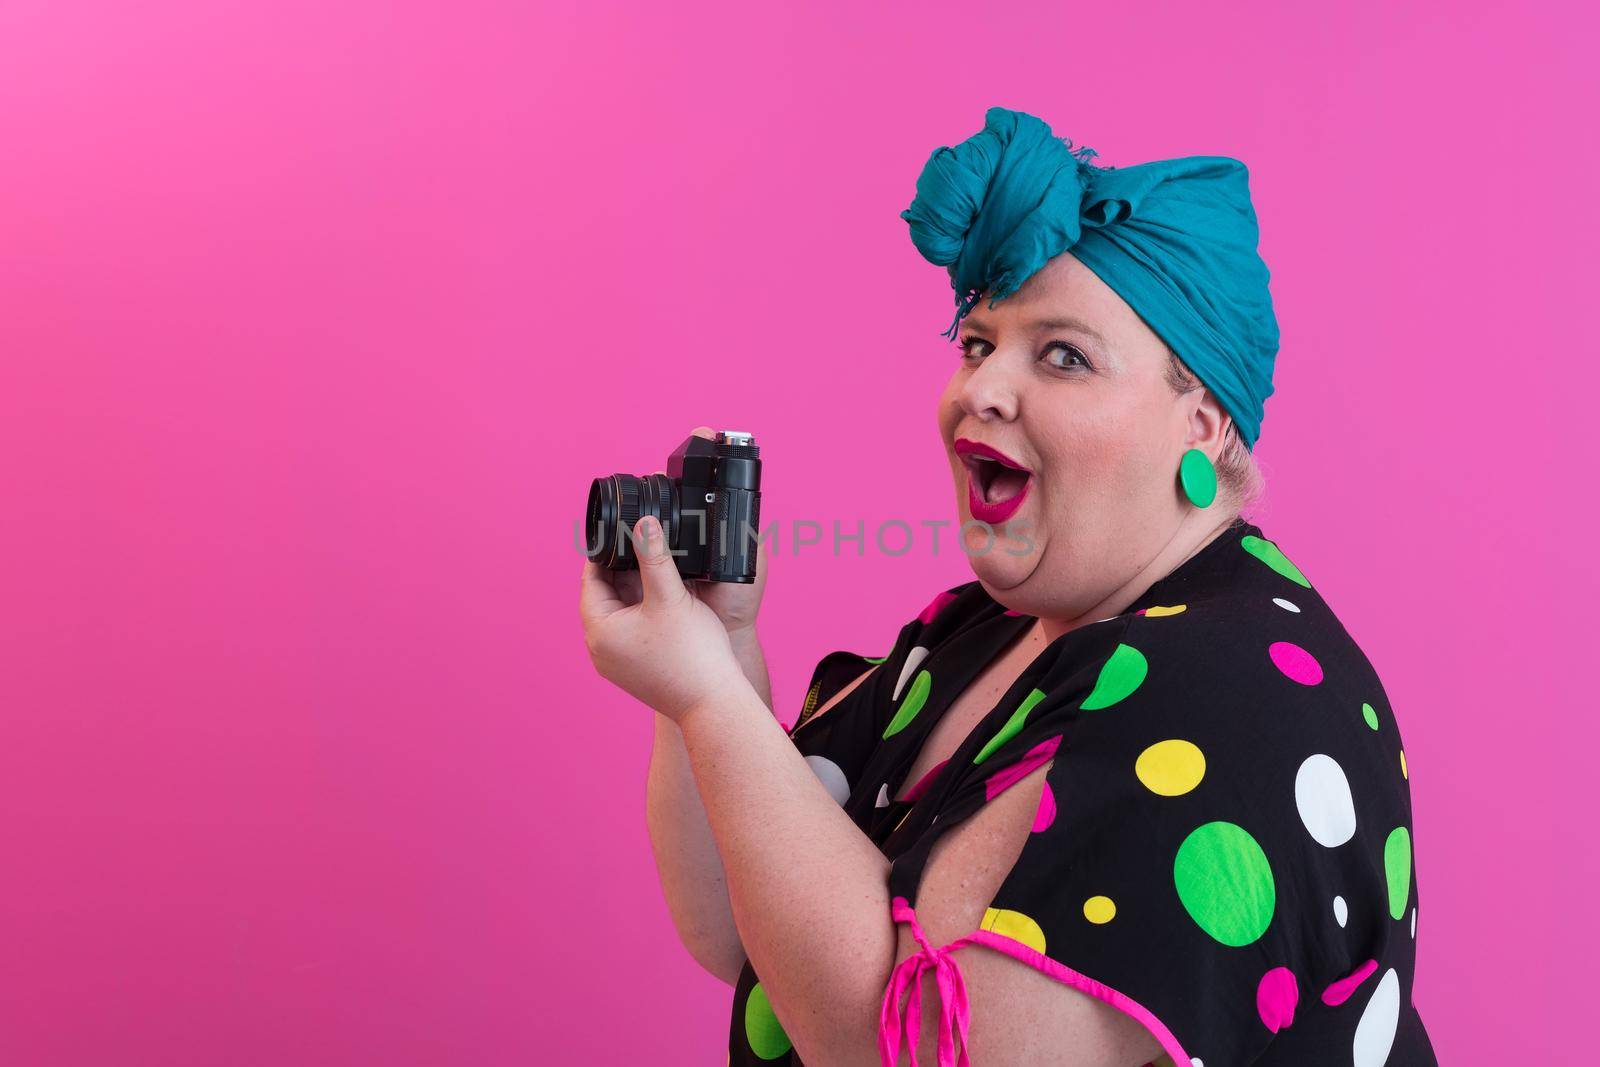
[1073,381,1169,459]
[1029,410,1149,509]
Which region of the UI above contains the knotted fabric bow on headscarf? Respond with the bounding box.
[900,106,1280,449]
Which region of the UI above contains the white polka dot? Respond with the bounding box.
[1411,907,1417,938]
[1334,895,1348,928]
[893,646,931,701]
[875,783,890,808]
[1273,597,1301,612]
[1295,753,1357,847]
[1192,1059,1205,1067]
[805,754,851,806]
[1353,968,1400,1067]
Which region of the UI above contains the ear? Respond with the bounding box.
[1185,388,1231,452]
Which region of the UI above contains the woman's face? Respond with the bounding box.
[936,250,1225,621]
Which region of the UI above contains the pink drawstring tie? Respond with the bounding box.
[879,896,980,1067]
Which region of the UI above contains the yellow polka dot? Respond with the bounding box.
[1083,895,1117,924]
[1144,604,1187,617]
[1135,739,1206,796]
[980,906,1047,954]
[1401,750,1408,779]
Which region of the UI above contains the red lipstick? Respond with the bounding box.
[954,437,1033,525]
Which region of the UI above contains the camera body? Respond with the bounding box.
[585,430,762,583]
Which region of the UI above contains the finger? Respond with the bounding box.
[633,514,688,612]
[579,559,625,619]
[613,568,643,607]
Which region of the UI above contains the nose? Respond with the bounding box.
[957,348,1021,422]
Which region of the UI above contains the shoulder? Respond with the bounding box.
[1106,539,1401,760]
[1073,538,1418,942]
[898,529,1426,1064]
[793,651,876,730]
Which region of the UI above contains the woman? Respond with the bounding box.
[580,107,1436,1066]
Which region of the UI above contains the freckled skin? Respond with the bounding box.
[721,249,1255,1065]
[875,248,1250,1064]
[901,758,1164,1066]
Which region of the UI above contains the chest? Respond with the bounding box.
[891,620,1046,802]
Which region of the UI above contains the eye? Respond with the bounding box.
[956,336,1094,372]
[956,335,988,361]
[1044,341,1092,371]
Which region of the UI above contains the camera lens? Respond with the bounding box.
[585,473,677,569]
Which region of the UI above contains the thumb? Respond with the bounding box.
[634,515,687,610]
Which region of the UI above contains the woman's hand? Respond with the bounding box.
[696,529,769,638]
[580,514,749,724]
[603,428,770,636]
[674,427,769,638]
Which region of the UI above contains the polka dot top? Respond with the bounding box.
[726,517,1438,1066]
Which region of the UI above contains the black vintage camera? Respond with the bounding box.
[585,430,762,583]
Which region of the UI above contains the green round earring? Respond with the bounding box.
[1179,448,1217,509]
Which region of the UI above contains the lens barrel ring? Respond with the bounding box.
[613,476,642,559]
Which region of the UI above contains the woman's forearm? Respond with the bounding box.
[725,624,773,711]
[642,624,774,985]
[679,676,895,1067]
[645,712,746,985]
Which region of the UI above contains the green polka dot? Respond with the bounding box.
[1079,644,1147,710]
[862,654,889,664]
[1173,821,1276,946]
[882,669,931,739]
[1240,535,1311,588]
[1362,702,1380,730]
[974,687,1047,765]
[743,982,792,1059]
[1384,827,1412,920]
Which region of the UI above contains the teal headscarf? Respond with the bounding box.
[901,106,1280,449]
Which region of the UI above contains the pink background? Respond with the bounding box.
[1,1,1592,1062]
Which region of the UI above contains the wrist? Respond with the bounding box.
[678,672,761,735]
[724,622,761,648]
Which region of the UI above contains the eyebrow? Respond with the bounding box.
[959,315,1111,348]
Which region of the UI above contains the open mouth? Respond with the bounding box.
[963,454,1032,504]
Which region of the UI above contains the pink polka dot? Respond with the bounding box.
[983,735,1062,802]
[1256,966,1298,1033]
[1032,781,1056,832]
[918,590,958,625]
[1268,640,1323,685]
[1320,958,1377,1006]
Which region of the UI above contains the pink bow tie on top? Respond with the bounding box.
[879,896,980,1067]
